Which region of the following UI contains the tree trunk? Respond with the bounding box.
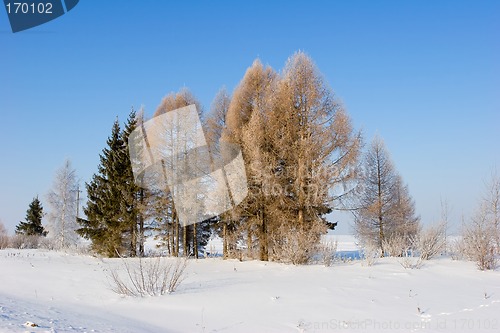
[173,209,179,257]
[183,224,188,257]
[166,223,171,256]
[223,222,228,259]
[246,226,252,259]
[259,209,268,261]
[138,214,144,257]
[193,222,198,259]
[377,158,385,257]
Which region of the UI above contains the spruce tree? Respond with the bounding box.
[16,197,47,236]
[77,111,147,257]
[119,110,147,257]
[77,120,127,257]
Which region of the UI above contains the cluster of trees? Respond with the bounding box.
[4,160,81,249]
[65,51,423,263]
[0,196,48,249]
[210,54,362,263]
[11,51,496,269]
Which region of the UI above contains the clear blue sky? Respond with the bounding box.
[1,1,498,234]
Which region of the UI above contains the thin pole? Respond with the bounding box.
[76,185,81,219]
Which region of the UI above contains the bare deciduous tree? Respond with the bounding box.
[223,60,278,260]
[461,204,497,270]
[483,171,500,253]
[354,136,420,256]
[220,54,361,263]
[152,89,207,258]
[460,172,500,270]
[0,220,9,249]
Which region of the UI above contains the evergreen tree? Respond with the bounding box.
[77,111,148,257]
[16,197,47,236]
[119,110,148,257]
[77,120,128,257]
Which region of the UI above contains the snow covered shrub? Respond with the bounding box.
[0,221,9,249]
[413,222,446,260]
[269,220,326,265]
[382,235,409,257]
[109,256,188,297]
[460,208,498,270]
[317,240,338,267]
[456,173,500,270]
[399,253,423,269]
[0,234,8,249]
[362,245,381,266]
[38,237,58,250]
[9,234,40,249]
[448,238,465,260]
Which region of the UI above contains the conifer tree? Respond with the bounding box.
[120,110,149,257]
[77,120,128,257]
[16,197,47,236]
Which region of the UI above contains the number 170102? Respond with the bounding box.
[5,2,53,14]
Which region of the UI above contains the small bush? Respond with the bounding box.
[9,234,41,249]
[449,238,465,260]
[362,245,381,266]
[0,221,9,249]
[399,253,423,269]
[109,256,188,297]
[460,206,498,271]
[0,234,9,249]
[382,235,409,257]
[413,223,446,260]
[38,237,58,250]
[317,240,338,267]
[269,221,327,265]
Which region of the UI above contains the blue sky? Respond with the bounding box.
[0,1,498,234]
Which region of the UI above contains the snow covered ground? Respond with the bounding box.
[1,236,499,333]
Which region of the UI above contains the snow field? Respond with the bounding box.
[0,238,499,332]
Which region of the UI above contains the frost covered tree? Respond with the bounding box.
[46,160,80,248]
[16,197,47,236]
[152,88,212,258]
[482,171,500,252]
[460,172,500,269]
[204,88,233,257]
[205,87,230,155]
[0,220,9,249]
[354,136,419,256]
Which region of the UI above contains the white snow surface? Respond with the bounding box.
[1,238,499,332]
